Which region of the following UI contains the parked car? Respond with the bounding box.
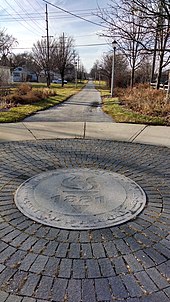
[52,79,67,84]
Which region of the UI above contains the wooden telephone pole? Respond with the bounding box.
[45,4,50,87]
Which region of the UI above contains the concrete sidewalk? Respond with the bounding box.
[0,122,170,147]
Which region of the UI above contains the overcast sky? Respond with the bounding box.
[0,0,112,72]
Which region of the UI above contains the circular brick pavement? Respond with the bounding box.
[0,139,169,302]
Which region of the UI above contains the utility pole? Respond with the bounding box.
[73,50,78,88]
[77,55,80,83]
[99,70,101,87]
[45,4,50,87]
[62,32,65,86]
[75,61,77,88]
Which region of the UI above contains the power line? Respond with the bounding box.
[42,0,109,29]
[0,9,106,24]
[3,0,43,36]
[25,0,46,31]
[11,43,110,50]
[75,34,100,38]
[0,13,103,19]
[0,3,41,37]
[11,45,170,51]
[0,13,100,19]
[13,0,44,34]
[0,13,100,22]
[0,7,107,17]
[76,43,110,47]
[34,0,45,11]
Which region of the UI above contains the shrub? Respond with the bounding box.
[16,91,41,104]
[17,83,32,95]
[115,84,170,118]
[1,84,57,107]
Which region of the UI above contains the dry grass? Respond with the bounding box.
[115,84,170,123]
[0,83,56,109]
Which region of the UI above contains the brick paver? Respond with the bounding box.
[0,139,169,301]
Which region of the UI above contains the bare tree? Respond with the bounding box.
[91,52,129,88]
[53,33,75,87]
[126,0,170,88]
[130,0,170,20]
[10,53,29,68]
[0,28,17,65]
[11,52,37,68]
[90,60,100,80]
[32,38,56,81]
[32,34,75,86]
[166,69,170,103]
[96,0,151,87]
[78,63,86,81]
[135,57,152,84]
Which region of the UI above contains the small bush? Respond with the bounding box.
[16,91,41,104]
[0,84,57,108]
[17,83,32,95]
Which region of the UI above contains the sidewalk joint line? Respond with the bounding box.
[129,125,148,142]
[83,122,86,139]
[22,123,37,140]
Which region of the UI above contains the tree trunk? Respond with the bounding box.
[166,69,170,104]
[61,72,65,87]
[156,50,164,89]
[150,32,158,83]
[130,65,135,88]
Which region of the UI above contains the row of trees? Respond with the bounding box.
[90,51,157,88]
[91,0,169,88]
[0,0,169,88]
[0,29,86,86]
[32,34,76,86]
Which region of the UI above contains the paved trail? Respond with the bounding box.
[24,81,113,122]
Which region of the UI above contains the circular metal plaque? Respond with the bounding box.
[14,168,146,230]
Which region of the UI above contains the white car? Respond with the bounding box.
[52,79,67,84]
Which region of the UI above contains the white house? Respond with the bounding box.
[12,67,38,82]
[12,67,27,82]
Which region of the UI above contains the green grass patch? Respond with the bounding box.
[0,82,86,123]
[94,81,110,97]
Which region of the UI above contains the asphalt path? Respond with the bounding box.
[23,81,113,122]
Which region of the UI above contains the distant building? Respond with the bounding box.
[0,66,11,85]
[12,67,27,82]
[27,71,38,82]
[12,67,38,82]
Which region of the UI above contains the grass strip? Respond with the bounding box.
[103,97,166,125]
[0,83,85,123]
[94,81,169,126]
